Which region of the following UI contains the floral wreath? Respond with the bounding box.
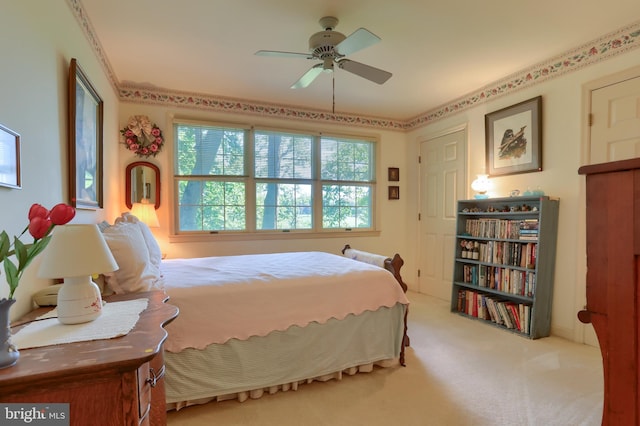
[120,115,164,158]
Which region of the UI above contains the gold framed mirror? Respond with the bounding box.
[125,161,160,209]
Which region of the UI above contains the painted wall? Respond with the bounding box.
[405,50,640,340]
[116,103,410,262]
[0,2,121,319]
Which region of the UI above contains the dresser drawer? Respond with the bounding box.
[137,362,151,424]
[137,355,167,425]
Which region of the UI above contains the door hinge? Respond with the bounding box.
[588,113,593,127]
[417,269,421,278]
[418,155,421,164]
[418,213,421,221]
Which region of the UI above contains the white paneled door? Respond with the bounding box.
[418,129,466,301]
[590,75,640,163]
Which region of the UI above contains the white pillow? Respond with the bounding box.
[116,212,162,270]
[136,221,162,270]
[102,221,160,294]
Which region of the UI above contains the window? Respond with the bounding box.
[254,130,313,230]
[174,124,247,232]
[321,137,374,229]
[173,121,376,235]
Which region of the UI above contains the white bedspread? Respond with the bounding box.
[160,251,409,352]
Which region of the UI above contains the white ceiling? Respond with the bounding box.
[80,0,640,121]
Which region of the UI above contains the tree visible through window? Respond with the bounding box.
[173,122,376,234]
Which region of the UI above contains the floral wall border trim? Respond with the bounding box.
[404,20,640,130]
[119,89,407,131]
[68,0,640,132]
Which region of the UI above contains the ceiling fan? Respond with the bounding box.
[255,16,392,89]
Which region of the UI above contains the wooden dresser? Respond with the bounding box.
[0,291,178,426]
[578,158,640,425]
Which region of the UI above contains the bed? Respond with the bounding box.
[99,214,410,410]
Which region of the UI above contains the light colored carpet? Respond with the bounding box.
[167,291,603,426]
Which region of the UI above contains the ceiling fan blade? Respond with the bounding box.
[335,28,381,56]
[255,50,313,59]
[291,64,324,89]
[337,59,392,84]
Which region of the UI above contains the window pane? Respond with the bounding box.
[322,184,372,228]
[256,183,312,230]
[176,124,245,176]
[254,131,312,179]
[177,179,245,231]
[321,137,374,182]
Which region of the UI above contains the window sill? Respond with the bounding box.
[168,230,381,243]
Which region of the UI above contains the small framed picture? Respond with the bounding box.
[388,186,400,200]
[0,123,21,189]
[485,96,542,177]
[388,167,399,181]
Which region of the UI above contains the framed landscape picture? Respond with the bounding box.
[68,58,103,209]
[485,96,542,176]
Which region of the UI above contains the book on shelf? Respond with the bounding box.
[486,297,503,325]
[519,219,539,229]
[519,219,539,240]
[457,290,465,312]
[455,289,533,334]
[519,233,538,240]
[496,301,514,329]
[507,303,521,331]
[479,265,486,287]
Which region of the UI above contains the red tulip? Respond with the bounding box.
[28,204,49,221]
[28,216,51,239]
[49,203,76,225]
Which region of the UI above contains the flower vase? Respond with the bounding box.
[0,298,19,369]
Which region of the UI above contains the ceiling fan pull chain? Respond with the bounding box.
[332,72,335,114]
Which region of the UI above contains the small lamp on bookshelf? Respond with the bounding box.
[471,174,491,199]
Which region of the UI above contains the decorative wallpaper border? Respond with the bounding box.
[405,20,640,129]
[117,86,408,131]
[68,0,639,132]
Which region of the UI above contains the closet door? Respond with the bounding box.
[589,73,640,163]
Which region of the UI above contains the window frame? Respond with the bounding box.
[170,119,380,241]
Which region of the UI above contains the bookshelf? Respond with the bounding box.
[451,196,559,338]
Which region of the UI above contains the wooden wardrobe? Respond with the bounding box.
[578,157,640,425]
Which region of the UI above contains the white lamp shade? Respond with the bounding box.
[130,200,160,227]
[471,174,490,193]
[38,224,118,279]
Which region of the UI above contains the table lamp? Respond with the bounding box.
[471,174,491,199]
[130,199,159,227]
[38,224,119,324]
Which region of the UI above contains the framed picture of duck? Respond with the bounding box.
[485,96,542,177]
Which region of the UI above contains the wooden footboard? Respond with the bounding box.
[341,244,410,366]
[341,244,406,292]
